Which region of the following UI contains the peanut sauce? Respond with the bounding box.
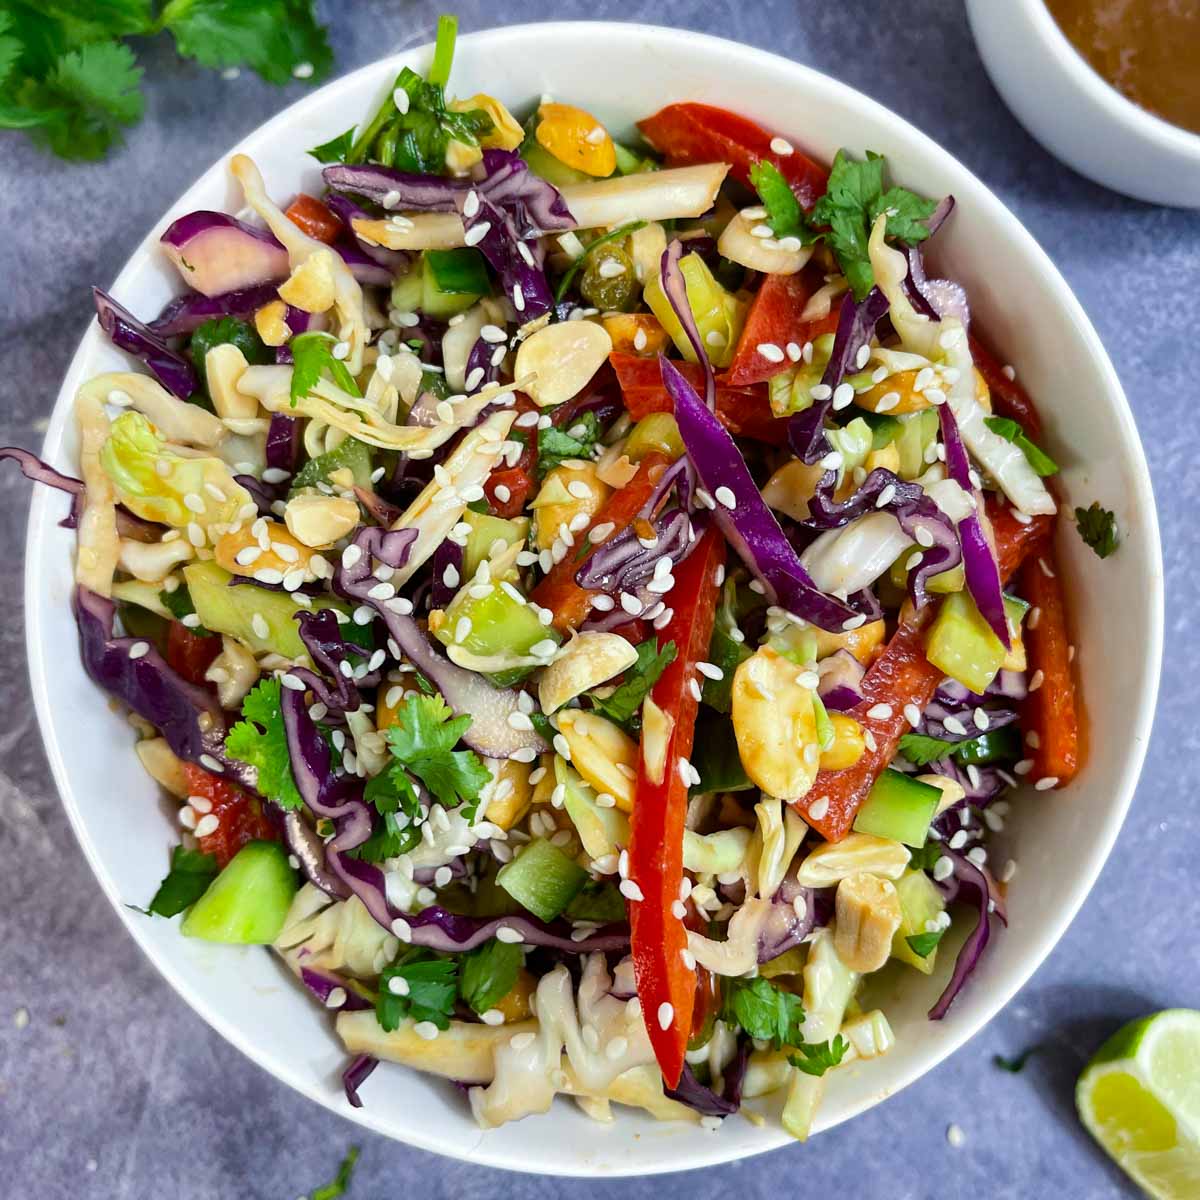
[1044,0,1200,135]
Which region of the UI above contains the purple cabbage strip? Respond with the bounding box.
[788,287,890,466]
[300,967,373,1012]
[333,526,546,759]
[805,467,962,611]
[575,506,698,596]
[659,240,713,410]
[148,283,282,337]
[0,447,84,528]
[929,758,1012,809]
[92,288,199,400]
[401,906,629,955]
[903,196,968,325]
[459,191,554,319]
[428,538,465,609]
[323,191,410,273]
[464,335,503,392]
[758,877,835,963]
[265,413,302,475]
[664,1040,750,1119]
[289,607,380,715]
[664,356,861,633]
[928,847,1008,1020]
[322,163,469,210]
[234,473,278,517]
[352,485,402,527]
[343,1053,379,1108]
[476,149,574,235]
[283,810,349,899]
[939,405,1009,647]
[817,650,866,713]
[73,587,256,789]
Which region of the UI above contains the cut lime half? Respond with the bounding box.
[1077,1009,1200,1199]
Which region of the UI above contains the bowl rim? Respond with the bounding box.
[1013,0,1200,157]
[23,19,1164,1175]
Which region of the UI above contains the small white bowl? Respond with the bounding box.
[25,21,1162,1176]
[967,0,1200,206]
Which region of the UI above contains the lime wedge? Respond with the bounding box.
[1077,1010,1200,1198]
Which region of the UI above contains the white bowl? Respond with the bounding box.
[967,0,1200,206]
[25,21,1162,1176]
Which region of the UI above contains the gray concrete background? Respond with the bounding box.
[1,2,1196,1196]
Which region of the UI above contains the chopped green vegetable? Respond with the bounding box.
[897,732,956,767]
[788,1035,849,1077]
[289,436,372,495]
[290,331,361,406]
[146,845,219,918]
[994,1045,1042,1073]
[984,416,1059,477]
[427,13,457,88]
[565,880,627,924]
[586,638,676,732]
[691,712,754,793]
[180,840,297,944]
[953,727,1022,765]
[158,583,212,636]
[891,868,946,974]
[357,756,422,864]
[1075,501,1118,559]
[309,1145,359,1200]
[722,976,806,1050]
[538,410,602,477]
[702,576,752,713]
[376,948,458,1032]
[905,929,945,959]
[748,159,815,243]
[458,939,523,1015]
[853,768,940,848]
[425,247,489,295]
[307,125,355,163]
[497,837,588,922]
[224,678,304,811]
[189,316,270,390]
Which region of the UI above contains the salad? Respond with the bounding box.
[5,15,1083,1139]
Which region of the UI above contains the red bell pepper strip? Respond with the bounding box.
[629,526,726,1086]
[637,102,828,209]
[1019,541,1079,787]
[530,453,670,633]
[797,505,1054,842]
[725,271,841,386]
[969,334,1043,439]
[183,763,279,869]
[484,394,539,518]
[609,352,787,444]
[285,193,343,244]
[165,621,221,687]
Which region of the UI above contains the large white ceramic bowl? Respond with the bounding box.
[967,0,1200,207]
[25,21,1162,1177]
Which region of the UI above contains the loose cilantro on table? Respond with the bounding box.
[1075,501,1118,559]
[309,1144,359,1200]
[984,416,1059,477]
[994,1045,1042,1073]
[376,948,459,1032]
[0,2,331,162]
[898,732,958,767]
[145,845,218,917]
[721,976,806,1050]
[789,1035,849,1077]
[586,639,677,732]
[537,411,602,478]
[290,331,362,407]
[458,939,523,1015]
[224,678,304,810]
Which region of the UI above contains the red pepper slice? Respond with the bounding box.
[637,102,828,209]
[797,505,1054,842]
[484,393,539,517]
[629,526,725,1086]
[969,334,1043,439]
[165,621,221,687]
[183,763,279,869]
[725,271,841,386]
[285,193,343,244]
[609,352,787,444]
[1019,542,1079,786]
[530,453,670,633]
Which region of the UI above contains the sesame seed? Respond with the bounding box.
[751,223,775,239]
[657,1001,675,1031]
[933,856,954,882]
[875,391,901,412]
[974,707,990,730]
[696,661,724,681]
[810,383,833,402]
[495,925,523,943]
[915,526,935,548]
[943,715,968,736]
[391,917,412,941]
[1034,776,1059,791]
[769,136,794,155]
[756,342,785,363]
[867,703,893,720]
[619,879,645,902]
[413,1021,439,1041]
[481,324,507,343]
[464,221,492,247]
[292,61,314,79]
[807,796,829,821]
[128,641,150,660]
[620,592,643,615]
[1029,669,1045,691]
[876,483,897,508]
[251,613,270,640]
[833,382,855,410]
[706,329,727,347]
[178,806,197,830]
[947,1124,966,1148]
[904,703,922,727]
[1001,364,1016,381]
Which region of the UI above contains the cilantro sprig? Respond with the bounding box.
[1075,501,1118,559]
[1,2,331,162]
[984,416,1059,477]
[721,976,806,1050]
[224,678,304,810]
[905,929,946,959]
[538,411,603,478]
[376,948,459,1032]
[586,638,677,732]
[458,939,523,1015]
[788,1035,849,1077]
[309,1145,359,1200]
[290,331,362,407]
[897,732,957,767]
[145,845,218,917]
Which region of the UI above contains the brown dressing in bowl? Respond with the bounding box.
[1044,0,1200,135]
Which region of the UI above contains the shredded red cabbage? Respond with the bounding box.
[148,283,283,337]
[301,966,373,1012]
[0,447,83,527]
[342,1053,380,1108]
[93,287,199,400]
[265,413,301,474]
[322,163,468,210]
[664,1039,750,1118]
[659,239,713,409]
[817,649,866,712]
[322,191,410,273]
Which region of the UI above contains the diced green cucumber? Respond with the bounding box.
[889,554,965,595]
[180,841,297,944]
[289,437,373,495]
[894,410,940,479]
[624,412,685,463]
[496,836,588,922]
[890,869,946,975]
[953,726,1022,765]
[184,561,348,658]
[520,124,592,188]
[462,511,529,580]
[434,580,560,686]
[853,768,941,848]
[565,880,627,923]
[612,140,658,176]
[861,412,903,450]
[425,247,490,296]
[925,592,1027,695]
[390,263,424,313]
[422,255,482,318]
[556,757,629,862]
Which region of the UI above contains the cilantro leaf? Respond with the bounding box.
[721,976,806,1049]
[24,2,155,40]
[289,331,362,407]
[905,929,946,959]
[537,411,602,478]
[308,125,355,164]
[748,159,819,243]
[1074,501,1118,559]
[158,584,211,636]
[383,695,490,818]
[897,732,957,767]
[376,948,459,1032]
[788,1035,849,1077]
[224,678,304,810]
[309,1145,359,1200]
[810,150,938,300]
[994,1045,1042,1073]
[908,842,944,873]
[160,0,333,87]
[587,639,677,732]
[458,940,522,1015]
[146,845,218,917]
[983,416,1059,477]
[354,763,422,863]
[189,316,271,389]
[701,576,753,713]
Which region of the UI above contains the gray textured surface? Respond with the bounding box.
[0,2,1196,1196]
